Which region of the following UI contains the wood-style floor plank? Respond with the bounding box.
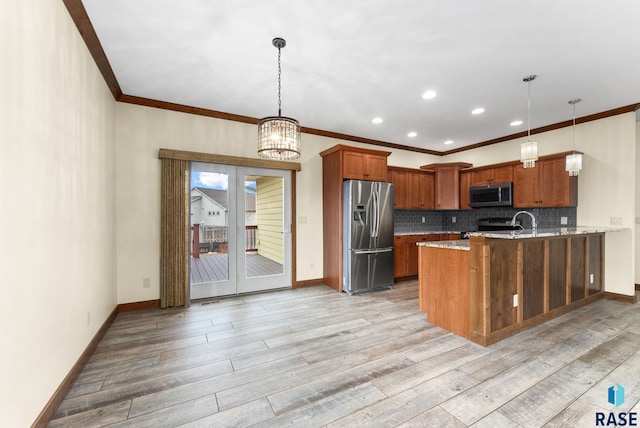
[48,283,640,427]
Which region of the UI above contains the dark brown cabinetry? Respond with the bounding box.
[388,166,434,209]
[320,145,391,291]
[410,172,435,209]
[513,154,577,207]
[470,165,513,186]
[394,233,460,280]
[342,150,388,181]
[421,163,472,210]
[459,170,472,210]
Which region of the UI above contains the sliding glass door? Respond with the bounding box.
[189,162,292,299]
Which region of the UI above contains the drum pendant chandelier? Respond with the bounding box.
[520,74,538,168]
[565,98,583,176]
[257,37,301,160]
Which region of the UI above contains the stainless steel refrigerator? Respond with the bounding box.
[342,180,395,294]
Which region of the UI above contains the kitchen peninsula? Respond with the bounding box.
[418,227,622,346]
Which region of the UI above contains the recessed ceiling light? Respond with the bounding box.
[407,131,417,138]
[510,120,523,126]
[472,108,485,115]
[372,117,383,124]
[422,90,437,99]
[444,140,454,145]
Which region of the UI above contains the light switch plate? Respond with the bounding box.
[513,294,518,307]
[560,216,567,225]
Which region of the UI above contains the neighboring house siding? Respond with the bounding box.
[190,188,227,227]
[256,177,284,264]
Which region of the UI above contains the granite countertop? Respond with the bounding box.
[417,239,470,251]
[394,231,462,236]
[467,226,625,239]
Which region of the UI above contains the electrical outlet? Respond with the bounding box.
[422,217,425,223]
[610,216,623,226]
[560,216,567,225]
[590,273,594,284]
[513,294,518,307]
[452,216,457,223]
[143,277,151,288]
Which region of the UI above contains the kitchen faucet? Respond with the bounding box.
[511,210,537,233]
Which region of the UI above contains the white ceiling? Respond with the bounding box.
[82,0,640,153]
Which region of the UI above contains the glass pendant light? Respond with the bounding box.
[257,38,301,160]
[520,74,538,168]
[565,98,583,176]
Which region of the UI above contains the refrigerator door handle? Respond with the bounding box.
[372,185,379,238]
[352,248,393,255]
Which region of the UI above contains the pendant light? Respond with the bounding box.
[565,98,583,176]
[257,37,301,160]
[520,74,538,168]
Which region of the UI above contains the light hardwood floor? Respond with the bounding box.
[50,281,640,427]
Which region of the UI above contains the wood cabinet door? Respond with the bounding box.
[342,151,367,180]
[390,170,410,209]
[421,173,435,209]
[435,166,460,209]
[365,155,389,181]
[539,157,572,207]
[513,164,540,207]
[409,172,434,209]
[459,171,471,210]
[394,236,407,277]
[405,238,420,276]
[491,165,514,183]
[470,169,493,186]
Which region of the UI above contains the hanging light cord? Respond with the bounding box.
[277,45,282,117]
[572,101,576,147]
[527,79,531,140]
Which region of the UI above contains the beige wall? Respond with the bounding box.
[444,113,637,295]
[0,0,118,426]
[115,103,442,303]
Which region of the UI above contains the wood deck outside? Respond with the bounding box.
[50,282,640,427]
[190,253,283,284]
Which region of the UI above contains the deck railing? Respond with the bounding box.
[191,225,257,257]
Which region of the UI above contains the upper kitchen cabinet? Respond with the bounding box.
[410,171,435,209]
[513,153,578,207]
[320,145,391,181]
[388,166,434,209]
[459,170,472,210]
[421,162,473,210]
[470,164,513,186]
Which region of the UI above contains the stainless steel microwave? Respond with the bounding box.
[469,182,513,208]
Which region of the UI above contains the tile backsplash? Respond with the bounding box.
[394,207,577,233]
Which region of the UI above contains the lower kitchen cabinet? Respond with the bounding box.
[394,234,457,280]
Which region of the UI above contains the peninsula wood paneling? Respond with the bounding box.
[548,239,567,310]
[588,234,603,295]
[489,242,518,332]
[570,237,586,303]
[522,240,545,320]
